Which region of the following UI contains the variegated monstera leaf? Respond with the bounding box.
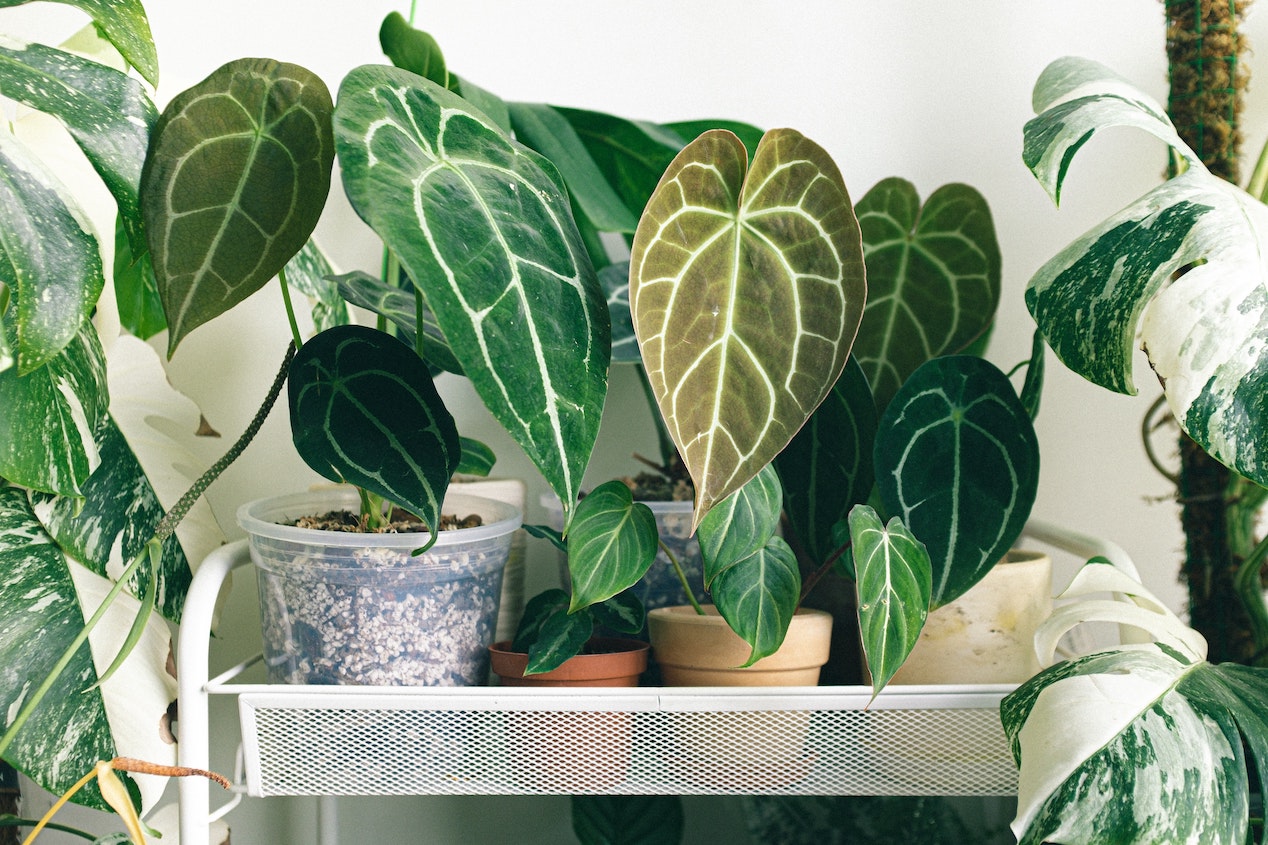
[630,128,866,530]
[1025,56,1268,486]
[1003,560,1268,845]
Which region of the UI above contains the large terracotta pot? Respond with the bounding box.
[648,605,833,685]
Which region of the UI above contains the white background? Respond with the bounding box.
[8,1,1268,842]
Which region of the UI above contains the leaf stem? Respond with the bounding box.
[660,539,704,615]
[801,539,851,603]
[278,268,304,350]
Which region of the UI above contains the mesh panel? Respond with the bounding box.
[240,691,1016,797]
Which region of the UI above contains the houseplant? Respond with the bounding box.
[1004,54,1268,843]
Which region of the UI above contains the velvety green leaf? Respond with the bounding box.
[511,588,570,652]
[334,65,609,528]
[0,0,158,86]
[0,38,156,255]
[1024,56,1268,486]
[711,535,801,666]
[113,214,164,340]
[850,505,931,696]
[283,240,350,333]
[630,128,866,530]
[0,322,107,496]
[378,11,447,86]
[566,480,658,611]
[775,356,877,564]
[572,795,684,845]
[0,132,104,374]
[876,355,1039,607]
[142,58,334,355]
[509,102,640,233]
[589,590,645,636]
[852,178,1000,411]
[524,602,594,675]
[665,119,764,160]
[288,325,460,535]
[599,262,639,363]
[455,436,496,477]
[698,463,782,589]
[522,523,566,553]
[333,271,461,375]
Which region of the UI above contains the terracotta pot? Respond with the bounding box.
[648,605,833,686]
[488,637,649,687]
[887,549,1052,686]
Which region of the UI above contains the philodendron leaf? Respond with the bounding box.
[0,322,107,496]
[849,505,931,697]
[334,271,461,375]
[288,325,461,538]
[0,488,176,816]
[876,355,1039,608]
[524,602,594,676]
[775,355,877,564]
[567,480,659,611]
[852,178,1000,411]
[589,590,645,635]
[283,239,350,333]
[698,463,782,589]
[0,131,105,375]
[334,65,609,531]
[1025,56,1268,487]
[142,58,334,356]
[0,38,157,256]
[630,128,866,530]
[0,0,158,86]
[711,535,801,666]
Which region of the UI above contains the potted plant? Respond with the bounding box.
[1003,55,1268,843]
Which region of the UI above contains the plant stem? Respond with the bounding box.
[277,268,304,350]
[660,539,704,615]
[802,540,851,604]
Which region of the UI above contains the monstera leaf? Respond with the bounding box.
[142,58,334,355]
[1003,560,1268,845]
[334,65,609,529]
[630,128,867,529]
[852,178,1000,411]
[875,355,1039,607]
[288,325,460,538]
[1025,56,1268,486]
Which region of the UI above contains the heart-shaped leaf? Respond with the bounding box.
[697,463,782,589]
[566,480,659,611]
[333,271,462,376]
[589,590,645,635]
[288,325,460,537]
[523,602,594,676]
[711,535,801,666]
[1024,56,1268,487]
[334,65,609,530]
[875,355,1039,608]
[142,58,334,356]
[630,128,866,530]
[849,505,931,697]
[852,178,1000,411]
[0,132,105,374]
[775,355,877,564]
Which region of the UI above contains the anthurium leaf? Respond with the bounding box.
[599,262,639,363]
[589,590,645,635]
[1020,328,1045,420]
[288,324,461,534]
[379,11,447,86]
[509,102,640,234]
[665,120,764,159]
[455,436,496,477]
[849,505,931,697]
[0,0,158,86]
[334,65,609,529]
[113,214,164,340]
[1025,56,1268,487]
[572,795,684,845]
[711,535,801,666]
[0,322,107,496]
[876,355,1039,608]
[566,480,658,611]
[333,271,461,375]
[630,128,866,530]
[142,58,334,356]
[450,75,511,133]
[775,355,877,564]
[852,178,1001,411]
[283,239,350,333]
[0,38,156,256]
[698,463,782,589]
[0,488,176,815]
[0,132,105,374]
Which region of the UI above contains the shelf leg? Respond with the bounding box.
[318,795,339,845]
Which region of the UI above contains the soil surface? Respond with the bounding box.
[291,509,483,533]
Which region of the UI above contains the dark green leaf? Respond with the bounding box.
[0,0,158,86]
[288,325,460,538]
[711,535,801,666]
[1021,328,1045,420]
[599,262,639,363]
[512,588,569,653]
[589,590,645,636]
[698,463,782,589]
[333,271,461,375]
[876,355,1039,607]
[455,436,496,477]
[143,58,334,355]
[572,794,684,845]
[522,523,566,553]
[112,215,164,340]
[524,603,594,675]
[335,66,609,530]
[664,119,764,160]
[378,11,447,86]
[450,75,511,133]
[566,481,658,610]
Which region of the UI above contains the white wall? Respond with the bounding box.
[9,1,1268,842]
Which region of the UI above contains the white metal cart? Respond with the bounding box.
[176,520,1132,844]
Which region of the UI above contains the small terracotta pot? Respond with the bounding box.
[488,637,649,687]
[648,605,833,686]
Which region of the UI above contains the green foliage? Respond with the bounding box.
[511,588,644,676]
[565,480,659,610]
[572,794,684,845]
